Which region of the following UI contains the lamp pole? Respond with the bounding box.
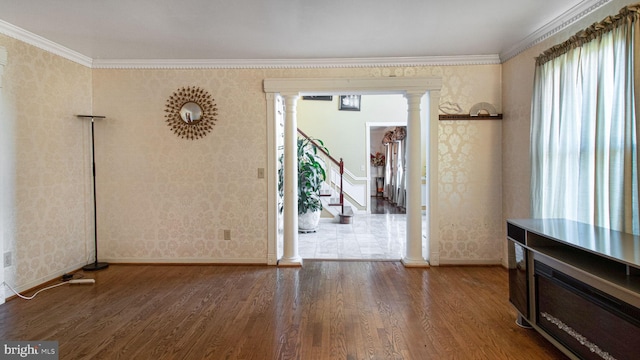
[77,115,109,271]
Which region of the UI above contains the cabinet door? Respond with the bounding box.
[535,261,640,360]
[508,240,529,318]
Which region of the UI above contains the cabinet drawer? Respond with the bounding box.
[507,222,526,245]
[508,240,529,318]
[535,261,640,359]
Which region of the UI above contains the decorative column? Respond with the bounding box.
[280,94,302,266]
[402,92,429,267]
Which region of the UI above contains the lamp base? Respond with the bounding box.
[82,262,109,271]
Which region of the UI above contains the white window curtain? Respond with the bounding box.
[531,5,640,234]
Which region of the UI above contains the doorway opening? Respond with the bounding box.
[297,96,409,259]
[368,123,407,215]
[264,77,441,267]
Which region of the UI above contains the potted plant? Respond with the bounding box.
[297,137,328,232]
[371,151,385,176]
[277,137,329,232]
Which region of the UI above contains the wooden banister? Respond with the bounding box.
[297,128,348,220]
[297,128,341,166]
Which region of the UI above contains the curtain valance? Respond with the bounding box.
[536,4,640,66]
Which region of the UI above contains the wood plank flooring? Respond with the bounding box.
[0,262,567,359]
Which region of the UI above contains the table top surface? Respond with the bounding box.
[508,218,640,268]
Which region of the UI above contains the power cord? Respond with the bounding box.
[2,281,69,300]
[2,278,95,301]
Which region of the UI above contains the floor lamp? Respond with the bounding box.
[77,115,109,271]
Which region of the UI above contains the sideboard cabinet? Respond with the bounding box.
[506,219,640,360]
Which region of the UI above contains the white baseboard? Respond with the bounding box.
[437,258,502,266]
[3,261,86,296]
[102,257,268,265]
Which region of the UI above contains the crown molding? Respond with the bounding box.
[0,20,93,68]
[91,55,500,69]
[0,0,611,69]
[500,0,611,62]
[0,16,498,69]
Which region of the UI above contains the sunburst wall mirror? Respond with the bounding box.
[165,86,218,139]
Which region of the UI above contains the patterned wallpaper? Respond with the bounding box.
[93,65,502,265]
[438,120,503,263]
[0,34,92,291]
[436,66,502,264]
[2,33,504,292]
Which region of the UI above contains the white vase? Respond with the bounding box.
[376,166,384,177]
[299,209,321,233]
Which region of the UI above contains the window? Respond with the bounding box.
[531,7,640,234]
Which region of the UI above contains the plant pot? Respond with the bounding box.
[299,209,321,233]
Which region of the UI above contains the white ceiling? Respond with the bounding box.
[0,0,603,63]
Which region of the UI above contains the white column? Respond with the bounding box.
[402,92,429,267]
[279,94,302,266]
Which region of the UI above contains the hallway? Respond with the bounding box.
[298,214,406,260]
[298,198,424,260]
[370,196,406,214]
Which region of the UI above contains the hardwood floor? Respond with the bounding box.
[0,262,567,359]
[370,197,405,214]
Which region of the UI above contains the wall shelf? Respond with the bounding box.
[439,114,502,120]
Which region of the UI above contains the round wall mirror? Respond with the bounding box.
[164,86,218,140]
[180,102,202,123]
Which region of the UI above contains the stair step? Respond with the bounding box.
[319,190,332,197]
[339,207,354,224]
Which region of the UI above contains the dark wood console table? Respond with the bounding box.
[506,219,640,360]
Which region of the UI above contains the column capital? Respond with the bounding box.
[404,90,425,100]
[281,93,301,100]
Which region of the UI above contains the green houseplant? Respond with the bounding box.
[298,137,327,208]
[278,137,328,232]
[297,137,328,232]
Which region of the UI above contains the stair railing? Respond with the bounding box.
[297,128,344,215]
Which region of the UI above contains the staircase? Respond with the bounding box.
[319,185,354,224]
[298,129,353,224]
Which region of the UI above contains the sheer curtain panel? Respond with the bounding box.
[530,5,640,235]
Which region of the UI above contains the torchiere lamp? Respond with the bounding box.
[77,115,109,271]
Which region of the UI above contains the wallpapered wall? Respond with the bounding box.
[501,0,637,265]
[2,32,503,292]
[92,65,502,265]
[0,34,93,293]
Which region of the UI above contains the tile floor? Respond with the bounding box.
[298,213,424,260]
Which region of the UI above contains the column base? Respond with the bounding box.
[401,257,430,268]
[277,257,303,267]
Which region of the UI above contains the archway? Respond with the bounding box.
[264,77,441,267]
